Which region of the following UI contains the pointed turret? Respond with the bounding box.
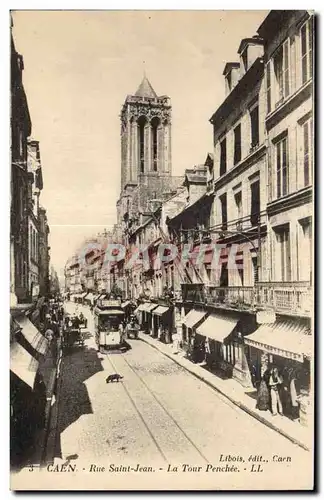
[134,75,157,98]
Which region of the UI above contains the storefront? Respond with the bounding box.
[151,305,173,342]
[134,303,147,328]
[195,312,240,373]
[244,319,312,425]
[141,303,158,334]
[181,308,207,355]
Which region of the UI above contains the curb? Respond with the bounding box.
[139,335,310,452]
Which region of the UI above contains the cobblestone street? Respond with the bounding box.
[45,303,312,490]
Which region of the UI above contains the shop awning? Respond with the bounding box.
[143,303,158,313]
[134,304,147,313]
[183,309,207,329]
[94,309,125,316]
[244,321,313,363]
[196,313,238,342]
[10,342,39,389]
[153,305,170,316]
[15,315,49,355]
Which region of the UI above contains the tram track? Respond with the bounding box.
[104,353,168,463]
[105,349,210,464]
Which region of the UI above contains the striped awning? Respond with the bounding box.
[139,302,157,313]
[10,342,39,389]
[153,305,170,316]
[244,321,313,363]
[196,313,238,343]
[182,309,206,329]
[15,315,49,355]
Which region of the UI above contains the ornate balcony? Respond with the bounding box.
[257,281,312,317]
[181,281,312,317]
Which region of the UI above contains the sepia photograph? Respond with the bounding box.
[9,9,314,490]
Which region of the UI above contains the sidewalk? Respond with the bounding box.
[138,332,312,452]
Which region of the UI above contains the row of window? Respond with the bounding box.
[266,16,313,114]
[193,217,312,286]
[217,111,312,209]
[274,116,312,199]
[219,103,259,176]
[219,177,261,230]
[216,16,313,188]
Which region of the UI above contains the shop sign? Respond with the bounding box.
[256,310,276,325]
[101,299,121,307]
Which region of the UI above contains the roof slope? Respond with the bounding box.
[135,76,157,98]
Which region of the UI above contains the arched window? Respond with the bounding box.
[151,117,160,172]
[138,116,146,173]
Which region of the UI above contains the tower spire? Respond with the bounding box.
[134,73,157,99]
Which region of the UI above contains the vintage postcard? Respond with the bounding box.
[10,10,314,490]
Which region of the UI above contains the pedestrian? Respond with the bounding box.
[268,366,284,416]
[256,375,270,411]
[289,368,301,421]
[250,363,258,388]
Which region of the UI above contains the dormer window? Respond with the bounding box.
[223,62,240,96]
[241,48,248,72]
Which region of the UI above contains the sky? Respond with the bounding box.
[12,10,268,284]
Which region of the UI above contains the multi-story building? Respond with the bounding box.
[38,206,50,297]
[10,28,32,305]
[257,10,313,297]
[27,139,43,300]
[243,10,313,423]
[178,10,313,426]
[210,35,266,289]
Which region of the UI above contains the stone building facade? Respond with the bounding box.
[10,30,32,305]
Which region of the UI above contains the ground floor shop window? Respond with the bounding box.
[250,349,311,422]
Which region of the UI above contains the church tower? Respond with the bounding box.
[120,75,172,192]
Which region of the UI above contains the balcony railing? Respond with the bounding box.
[205,285,255,309]
[257,281,312,317]
[181,282,312,317]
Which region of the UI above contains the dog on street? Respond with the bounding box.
[106,373,124,383]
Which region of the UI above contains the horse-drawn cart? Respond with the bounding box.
[63,313,86,352]
[63,327,85,351]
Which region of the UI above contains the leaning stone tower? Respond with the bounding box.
[120,75,172,192]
